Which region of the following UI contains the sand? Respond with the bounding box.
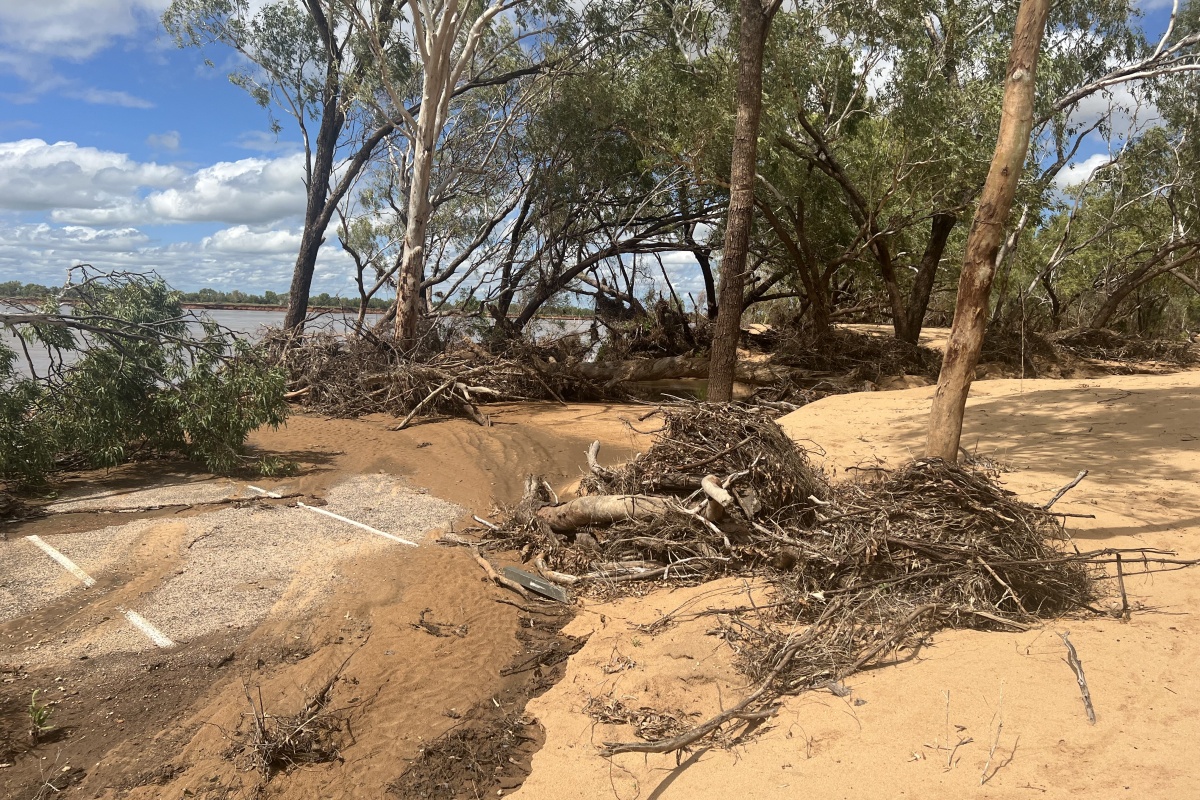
[1,402,653,799]
[6,379,1200,799]
[511,371,1200,799]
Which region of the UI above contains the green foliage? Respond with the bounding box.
[28,689,54,740]
[0,272,288,483]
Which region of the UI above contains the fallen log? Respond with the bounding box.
[535,495,670,533]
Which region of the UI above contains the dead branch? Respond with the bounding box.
[470,548,531,600]
[1043,471,1088,510]
[1058,631,1096,724]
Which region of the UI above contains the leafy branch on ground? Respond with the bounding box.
[0,267,288,485]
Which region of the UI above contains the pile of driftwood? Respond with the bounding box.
[268,331,610,424]
[269,331,843,424]
[1051,327,1198,366]
[478,402,1195,756]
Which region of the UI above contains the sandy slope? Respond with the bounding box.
[512,371,1200,799]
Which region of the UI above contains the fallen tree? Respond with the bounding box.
[1,269,288,484]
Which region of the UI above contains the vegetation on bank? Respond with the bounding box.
[0,271,289,485]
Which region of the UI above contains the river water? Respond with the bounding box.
[1,306,588,378]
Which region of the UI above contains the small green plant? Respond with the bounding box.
[28,689,54,742]
[256,456,298,478]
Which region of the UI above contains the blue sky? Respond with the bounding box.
[0,0,1183,297]
[0,0,355,295]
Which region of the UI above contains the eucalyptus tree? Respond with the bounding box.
[1025,128,1200,331]
[164,0,551,333]
[707,0,783,401]
[926,0,1052,462]
[164,0,414,331]
[334,0,573,347]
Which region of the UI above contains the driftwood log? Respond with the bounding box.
[535,495,669,533]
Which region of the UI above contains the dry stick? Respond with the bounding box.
[1115,553,1131,622]
[980,686,1005,785]
[1058,631,1096,724]
[1043,470,1088,510]
[469,548,532,601]
[674,435,755,471]
[977,558,1029,616]
[391,378,455,430]
[535,553,580,586]
[600,604,937,757]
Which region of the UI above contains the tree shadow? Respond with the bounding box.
[881,381,1200,494]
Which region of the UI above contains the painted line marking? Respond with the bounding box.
[26,535,96,587]
[121,609,175,649]
[296,502,418,547]
[247,485,282,498]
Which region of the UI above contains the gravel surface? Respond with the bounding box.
[47,478,248,513]
[3,476,463,667]
[0,538,82,623]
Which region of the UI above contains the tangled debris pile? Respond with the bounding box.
[476,402,1194,756]
[267,331,615,422]
[1051,327,1199,366]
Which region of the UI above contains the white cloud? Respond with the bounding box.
[0,220,356,295]
[0,1,170,62]
[0,139,183,212]
[1055,153,1115,190]
[146,130,182,151]
[202,225,302,254]
[0,139,307,227]
[144,154,308,224]
[66,87,155,109]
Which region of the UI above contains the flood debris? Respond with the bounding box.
[473,401,1198,757]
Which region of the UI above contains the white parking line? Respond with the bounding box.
[296,502,419,547]
[26,535,96,587]
[122,610,175,649]
[247,485,282,498]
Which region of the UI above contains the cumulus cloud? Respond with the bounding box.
[0,139,307,227]
[0,1,169,63]
[202,225,302,254]
[0,220,355,295]
[144,154,308,225]
[1055,153,1116,190]
[0,139,183,213]
[146,130,182,151]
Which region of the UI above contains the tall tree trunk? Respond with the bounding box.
[395,128,436,346]
[900,212,957,344]
[708,0,774,402]
[283,89,345,332]
[926,0,1051,461]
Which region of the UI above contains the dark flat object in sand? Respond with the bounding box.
[502,567,570,603]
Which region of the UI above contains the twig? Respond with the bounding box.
[1115,553,1130,622]
[1043,471,1088,510]
[601,604,937,757]
[674,435,754,471]
[391,378,455,430]
[980,686,1004,785]
[1058,631,1096,724]
[470,548,532,600]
